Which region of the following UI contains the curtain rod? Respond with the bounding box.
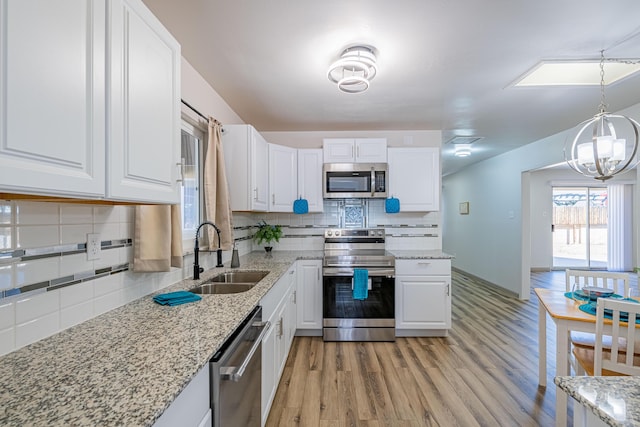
[181,99,208,121]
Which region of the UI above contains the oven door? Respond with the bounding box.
[322,268,395,341]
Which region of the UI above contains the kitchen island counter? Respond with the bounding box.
[0,250,322,427]
[389,249,454,259]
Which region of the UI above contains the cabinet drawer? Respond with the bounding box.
[396,259,451,276]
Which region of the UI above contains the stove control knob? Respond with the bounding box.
[335,230,340,237]
[378,230,383,236]
[327,231,333,237]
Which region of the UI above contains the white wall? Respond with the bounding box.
[443,102,640,296]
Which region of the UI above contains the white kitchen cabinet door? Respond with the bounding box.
[261,320,277,426]
[268,144,297,212]
[107,0,181,203]
[153,364,210,427]
[395,275,451,330]
[0,0,106,198]
[297,149,324,212]
[355,138,387,162]
[323,138,387,163]
[222,124,269,211]
[388,147,440,211]
[296,260,323,330]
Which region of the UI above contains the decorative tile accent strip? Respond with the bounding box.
[1,263,130,299]
[0,239,132,264]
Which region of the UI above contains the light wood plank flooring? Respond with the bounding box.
[266,270,568,427]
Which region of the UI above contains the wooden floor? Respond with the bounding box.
[265,270,574,427]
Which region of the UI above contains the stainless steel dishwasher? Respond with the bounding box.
[210,306,270,427]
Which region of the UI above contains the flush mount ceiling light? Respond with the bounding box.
[565,51,640,181]
[454,144,472,157]
[446,136,483,157]
[327,45,377,94]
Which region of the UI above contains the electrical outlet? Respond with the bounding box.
[87,233,101,261]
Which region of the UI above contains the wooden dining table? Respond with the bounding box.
[535,288,640,427]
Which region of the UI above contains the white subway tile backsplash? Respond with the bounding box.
[15,202,59,225]
[0,327,15,356]
[15,312,59,348]
[60,224,93,245]
[94,206,120,224]
[94,274,123,298]
[0,265,13,290]
[60,204,93,225]
[93,247,121,270]
[59,253,94,277]
[15,289,60,324]
[16,225,60,248]
[60,281,94,308]
[94,222,121,241]
[0,301,15,330]
[15,258,59,288]
[60,300,93,329]
[94,290,123,316]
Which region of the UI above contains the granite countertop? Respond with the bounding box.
[0,250,322,427]
[555,376,640,426]
[389,249,454,259]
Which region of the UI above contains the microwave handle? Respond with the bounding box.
[371,166,375,197]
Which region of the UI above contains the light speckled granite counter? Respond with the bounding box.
[555,376,640,426]
[388,250,454,259]
[0,250,322,427]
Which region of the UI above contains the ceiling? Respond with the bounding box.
[142,0,640,175]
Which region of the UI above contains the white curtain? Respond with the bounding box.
[202,118,233,250]
[607,184,632,271]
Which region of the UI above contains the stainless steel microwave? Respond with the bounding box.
[323,163,388,199]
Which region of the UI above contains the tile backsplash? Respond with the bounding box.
[0,198,440,356]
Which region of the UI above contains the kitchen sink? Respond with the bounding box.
[191,283,257,294]
[189,270,269,294]
[207,271,269,284]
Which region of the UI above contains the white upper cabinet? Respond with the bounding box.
[0,0,181,203]
[0,0,106,198]
[297,149,324,212]
[388,147,440,211]
[323,138,387,163]
[268,144,297,212]
[107,0,181,203]
[222,124,268,211]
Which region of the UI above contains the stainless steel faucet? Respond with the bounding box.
[193,221,224,280]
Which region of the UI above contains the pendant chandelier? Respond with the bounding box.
[327,45,377,94]
[565,51,640,181]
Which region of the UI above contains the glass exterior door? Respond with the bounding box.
[552,187,608,269]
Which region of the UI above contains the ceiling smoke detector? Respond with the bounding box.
[327,45,378,94]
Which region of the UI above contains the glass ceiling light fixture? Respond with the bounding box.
[327,45,377,94]
[454,144,472,157]
[565,50,640,181]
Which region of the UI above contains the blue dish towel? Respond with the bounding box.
[353,269,369,300]
[153,291,201,306]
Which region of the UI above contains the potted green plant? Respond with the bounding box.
[253,220,283,253]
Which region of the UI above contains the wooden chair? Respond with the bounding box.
[572,298,640,376]
[566,269,633,350]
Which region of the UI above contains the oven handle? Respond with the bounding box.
[220,320,271,382]
[322,267,395,278]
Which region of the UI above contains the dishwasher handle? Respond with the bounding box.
[220,320,271,382]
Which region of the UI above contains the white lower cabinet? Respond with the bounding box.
[153,364,210,427]
[395,259,451,336]
[296,260,323,333]
[260,265,297,426]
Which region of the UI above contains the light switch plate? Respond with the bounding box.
[87,233,101,260]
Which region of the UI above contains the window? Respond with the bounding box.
[181,121,204,248]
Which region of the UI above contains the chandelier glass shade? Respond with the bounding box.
[327,46,377,93]
[565,51,640,181]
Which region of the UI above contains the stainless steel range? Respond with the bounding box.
[322,228,395,341]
